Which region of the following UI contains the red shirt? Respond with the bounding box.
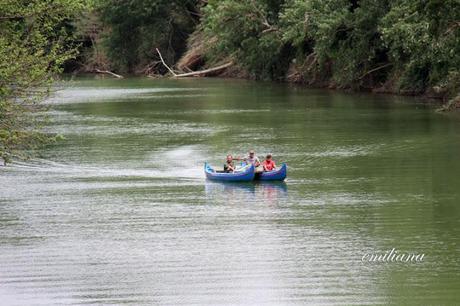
[263,160,276,171]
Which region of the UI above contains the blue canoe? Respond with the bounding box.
[255,163,287,181]
[204,163,255,182]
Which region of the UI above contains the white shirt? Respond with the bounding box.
[246,155,260,165]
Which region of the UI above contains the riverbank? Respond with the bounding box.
[74,69,454,110]
[71,1,459,110]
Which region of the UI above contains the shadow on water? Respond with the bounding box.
[204,181,287,205]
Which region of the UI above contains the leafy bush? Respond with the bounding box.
[200,0,459,96]
[380,0,460,93]
[0,0,88,164]
[202,0,290,80]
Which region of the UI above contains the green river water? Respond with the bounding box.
[1,77,460,305]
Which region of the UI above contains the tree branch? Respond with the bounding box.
[0,16,25,20]
[173,62,233,78]
[95,69,123,78]
[358,63,392,80]
[156,48,177,76]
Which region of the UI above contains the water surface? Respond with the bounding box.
[1,77,460,305]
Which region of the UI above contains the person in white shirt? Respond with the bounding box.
[244,150,261,167]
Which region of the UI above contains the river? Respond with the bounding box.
[1,77,460,305]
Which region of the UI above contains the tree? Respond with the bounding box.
[380,0,460,94]
[200,0,459,99]
[97,0,200,74]
[202,0,293,80]
[0,0,88,164]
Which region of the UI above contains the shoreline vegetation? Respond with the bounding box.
[72,0,459,105]
[0,0,88,165]
[1,0,459,164]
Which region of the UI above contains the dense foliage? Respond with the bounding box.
[201,0,459,95]
[96,0,200,74]
[87,0,458,97]
[380,0,460,95]
[1,0,459,163]
[201,0,289,80]
[0,0,87,164]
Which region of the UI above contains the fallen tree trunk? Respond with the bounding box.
[156,47,232,78]
[95,69,123,78]
[174,62,233,78]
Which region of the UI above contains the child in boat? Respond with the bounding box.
[223,154,235,173]
[262,154,276,171]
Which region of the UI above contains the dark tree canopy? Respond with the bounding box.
[98,0,200,73]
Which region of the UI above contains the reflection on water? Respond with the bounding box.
[205,181,287,205]
[1,77,460,305]
[45,87,207,104]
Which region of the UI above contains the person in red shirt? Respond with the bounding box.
[262,154,276,171]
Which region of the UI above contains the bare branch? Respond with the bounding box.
[94,69,123,78]
[0,16,25,20]
[173,62,233,78]
[155,48,177,76]
[358,63,393,80]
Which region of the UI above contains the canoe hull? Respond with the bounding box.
[205,163,255,182]
[255,163,287,181]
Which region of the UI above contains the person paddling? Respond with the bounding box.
[262,153,277,171]
[225,150,261,172]
[223,154,236,173]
